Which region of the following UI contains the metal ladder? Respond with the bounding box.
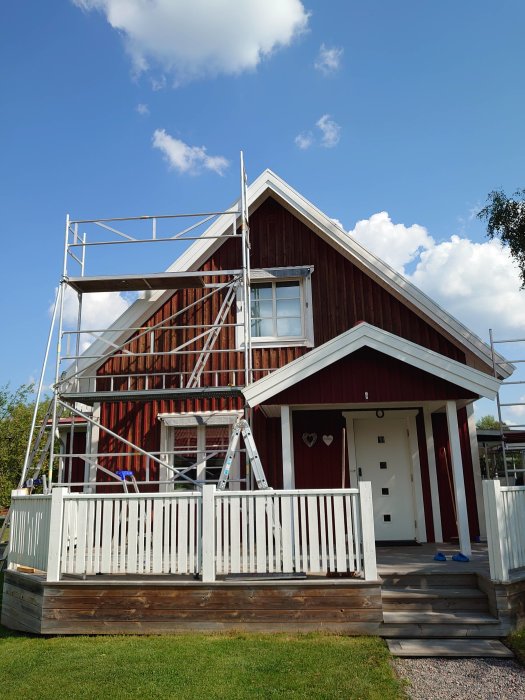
[217,418,270,490]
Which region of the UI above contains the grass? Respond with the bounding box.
[0,573,404,700]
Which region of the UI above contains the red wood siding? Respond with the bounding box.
[253,408,283,489]
[97,196,468,397]
[266,348,477,406]
[416,410,435,542]
[292,411,348,489]
[432,411,480,542]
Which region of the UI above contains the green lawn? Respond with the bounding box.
[0,574,404,700]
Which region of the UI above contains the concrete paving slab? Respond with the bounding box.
[387,638,514,657]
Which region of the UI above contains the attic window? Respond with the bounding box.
[251,281,302,338]
[237,267,314,349]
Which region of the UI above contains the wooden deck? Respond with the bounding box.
[1,571,383,635]
[3,543,524,637]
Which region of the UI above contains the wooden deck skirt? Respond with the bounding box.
[1,571,383,635]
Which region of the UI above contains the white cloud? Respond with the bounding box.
[72,0,309,84]
[295,114,342,149]
[408,236,525,340]
[152,129,229,175]
[136,102,150,116]
[348,212,525,341]
[350,212,434,274]
[316,114,341,148]
[294,131,313,150]
[314,44,343,75]
[58,287,133,353]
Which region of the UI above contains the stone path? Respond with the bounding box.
[393,657,525,700]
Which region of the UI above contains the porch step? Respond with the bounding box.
[380,571,507,639]
[382,587,489,613]
[381,572,478,589]
[387,638,514,657]
[383,611,499,625]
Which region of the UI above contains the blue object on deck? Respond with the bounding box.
[116,470,134,480]
[452,552,470,562]
[433,552,447,561]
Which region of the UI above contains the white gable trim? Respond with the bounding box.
[242,322,501,407]
[74,169,512,379]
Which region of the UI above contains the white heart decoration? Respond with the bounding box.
[322,434,334,446]
[302,432,317,448]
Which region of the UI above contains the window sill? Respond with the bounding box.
[241,338,314,350]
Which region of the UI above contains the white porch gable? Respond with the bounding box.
[242,322,501,408]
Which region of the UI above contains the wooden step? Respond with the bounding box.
[387,638,514,657]
[381,573,477,589]
[380,622,510,639]
[382,587,489,612]
[383,611,500,625]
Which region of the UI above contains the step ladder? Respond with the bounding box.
[217,418,270,490]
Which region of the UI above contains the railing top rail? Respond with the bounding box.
[215,488,361,497]
[10,495,52,501]
[500,485,525,492]
[60,491,202,500]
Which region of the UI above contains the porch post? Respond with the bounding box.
[47,487,67,582]
[445,400,472,557]
[86,403,100,493]
[159,420,172,492]
[201,484,216,583]
[423,408,443,542]
[359,481,377,581]
[343,415,358,487]
[280,406,295,489]
[466,403,486,539]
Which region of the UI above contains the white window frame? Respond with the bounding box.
[158,411,242,491]
[236,266,314,349]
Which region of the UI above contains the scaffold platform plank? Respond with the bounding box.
[67,272,205,293]
[59,387,244,404]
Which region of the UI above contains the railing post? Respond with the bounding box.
[359,482,377,581]
[483,479,510,582]
[201,484,216,583]
[46,487,67,582]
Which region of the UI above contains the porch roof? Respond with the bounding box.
[242,322,501,407]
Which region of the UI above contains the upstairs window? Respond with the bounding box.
[236,267,314,348]
[251,281,303,339]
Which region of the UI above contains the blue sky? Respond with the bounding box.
[1,0,525,422]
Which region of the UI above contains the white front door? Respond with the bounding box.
[354,417,416,541]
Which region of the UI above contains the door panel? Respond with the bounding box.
[354,418,415,541]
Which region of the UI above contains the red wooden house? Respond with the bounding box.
[9,167,525,638]
[66,169,505,558]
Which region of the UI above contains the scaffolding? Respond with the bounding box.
[18,153,268,495]
[489,329,525,484]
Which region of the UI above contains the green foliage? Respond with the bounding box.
[476,415,508,430]
[0,384,49,507]
[478,188,525,288]
[507,628,525,666]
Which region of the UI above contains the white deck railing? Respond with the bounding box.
[483,480,525,582]
[7,482,377,582]
[214,489,372,577]
[8,493,52,572]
